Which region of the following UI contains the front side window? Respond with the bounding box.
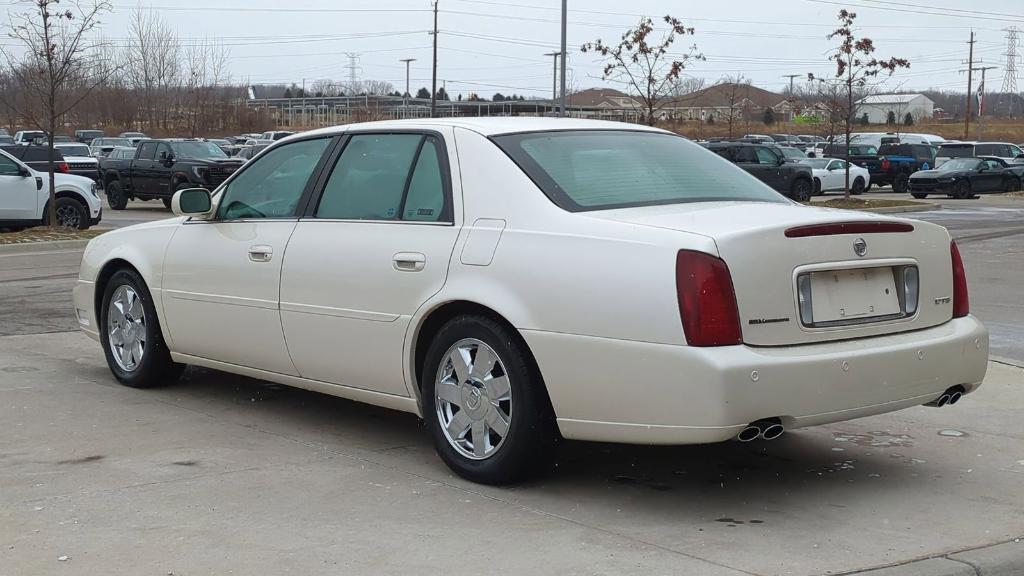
[0,154,21,176]
[494,130,787,211]
[1010,144,1024,157]
[137,142,157,160]
[315,133,448,222]
[217,138,330,220]
[754,147,779,165]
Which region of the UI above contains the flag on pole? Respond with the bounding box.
[976,79,985,115]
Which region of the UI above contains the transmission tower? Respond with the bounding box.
[345,53,362,92]
[1002,27,1019,118]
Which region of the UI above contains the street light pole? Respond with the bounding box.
[544,51,559,113]
[558,0,567,117]
[400,58,416,116]
[431,0,439,118]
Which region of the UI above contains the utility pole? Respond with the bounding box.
[400,58,416,105]
[782,74,800,95]
[974,66,997,140]
[962,31,976,140]
[430,0,439,118]
[544,51,560,108]
[558,0,567,117]
[1002,27,1019,118]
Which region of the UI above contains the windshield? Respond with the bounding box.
[493,130,787,212]
[169,141,228,159]
[121,132,145,138]
[804,159,830,169]
[57,144,91,157]
[780,148,805,158]
[938,158,981,171]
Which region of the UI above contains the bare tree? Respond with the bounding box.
[183,38,230,137]
[717,75,751,139]
[581,15,704,126]
[2,0,111,227]
[810,10,909,197]
[124,6,180,131]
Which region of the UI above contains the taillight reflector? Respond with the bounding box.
[784,221,914,238]
[676,250,743,347]
[951,241,969,318]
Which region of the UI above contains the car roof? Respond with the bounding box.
[295,117,668,139]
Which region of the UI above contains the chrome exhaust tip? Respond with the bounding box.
[761,423,785,441]
[947,391,963,405]
[736,426,761,442]
[936,394,951,407]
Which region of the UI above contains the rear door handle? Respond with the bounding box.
[393,252,425,272]
[248,245,273,263]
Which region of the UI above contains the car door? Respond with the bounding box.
[279,130,461,397]
[821,159,841,191]
[978,159,1004,192]
[754,146,786,190]
[160,136,335,374]
[0,153,39,221]
[734,146,770,186]
[132,141,158,194]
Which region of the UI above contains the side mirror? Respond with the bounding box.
[171,188,214,219]
[18,166,31,177]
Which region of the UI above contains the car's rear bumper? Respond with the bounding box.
[523,316,988,445]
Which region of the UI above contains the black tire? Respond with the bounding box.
[851,177,865,195]
[812,178,823,196]
[45,197,88,229]
[162,197,173,209]
[422,314,556,484]
[106,180,128,210]
[864,181,872,192]
[99,269,184,388]
[893,173,911,194]
[791,178,812,202]
[911,192,928,199]
[1004,177,1022,193]
[954,179,972,199]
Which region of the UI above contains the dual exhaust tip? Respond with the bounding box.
[928,385,966,408]
[737,418,785,442]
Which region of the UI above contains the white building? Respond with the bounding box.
[855,94,935,124]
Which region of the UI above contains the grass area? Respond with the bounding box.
[804,197,926,210]
[0,226,108,245]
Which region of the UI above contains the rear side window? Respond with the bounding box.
[493,130,786,212]
[974,144,1000,156]
[315,133,450,222]
[939,145,973,158]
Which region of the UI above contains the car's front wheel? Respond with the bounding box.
[911,192,928,199]
[953,180,973,199]
[100,269,184,388]
[893,173,911,194]
[106,180,128,210]
[45,197,88,229]
[422,315,555,484]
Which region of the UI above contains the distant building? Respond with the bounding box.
[661,83,800,123]
[855,93,935,124]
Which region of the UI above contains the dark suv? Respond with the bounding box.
[0,145,66,173]
[703,142,814,201]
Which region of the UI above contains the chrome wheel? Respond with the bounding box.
[107,285,146,372]
[434,338,512,460]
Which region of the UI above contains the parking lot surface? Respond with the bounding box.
[2,196,1023,575]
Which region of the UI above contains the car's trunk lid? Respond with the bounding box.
[589,202,955,346]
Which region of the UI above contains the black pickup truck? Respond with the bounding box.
[703,142,815,201]
[101,139,244,209]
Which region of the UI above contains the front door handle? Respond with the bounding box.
[248,245,273,263]
[393,252,425,272]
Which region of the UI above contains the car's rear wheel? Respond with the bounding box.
[106,180,128,210]
[953,180,973,199]
[422,315,555,484]
[45,197,88,229]
[100,269,184,388]
[791,178,812,202]
[851,177,865,195]
[893,173,911,194]
[911,192,928,199]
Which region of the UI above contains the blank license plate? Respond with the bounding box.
[810,267,900,323]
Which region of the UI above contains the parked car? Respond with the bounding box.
[72,118,988,484]
[118,131,148,146]
[98,147,137,188]
[52,135,74,143]
[13,130,47,146]
[704,142,814,200]
[0,128,8,136]
[90,137,134,158]
[935,142,1024,168]
[802,158,871,194]
[0,136,14,146]
[260,130,295,141]
[0,147,102,229]
[866,143,937,193]
[848,132,945,148]
[0,145,68,174]
[909,157,1024,199]
[75,129,104,143]
[235,143,269,161]
[102,138,244,209]
[54,143,100,181]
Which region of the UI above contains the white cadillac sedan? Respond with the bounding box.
[73,118,988,484]
[804,157,872,195]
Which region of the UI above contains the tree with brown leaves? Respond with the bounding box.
[582,16,704,126]
[810,10,909,198]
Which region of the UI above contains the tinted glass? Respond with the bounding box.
[137,142,157,160]
[754,147,779,164]
[58,145,91,157]
[494,131,786,211]
[169,141,227,159]
[974,144,999,156]
[402,139,446,222]
[939,144,973,158]
[156,143,173,160]
[0,154,20,175]
[939,158,982,171]
[316,134,423,220]
[217,137,329,220]
[733,147,757,163]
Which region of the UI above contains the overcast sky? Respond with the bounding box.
[6,0,1023,98]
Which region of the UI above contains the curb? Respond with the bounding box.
[0,239,92,254]
[847,538,1023,576]
[863,203,942,214]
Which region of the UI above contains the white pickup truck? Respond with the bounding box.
[0,148,103,230]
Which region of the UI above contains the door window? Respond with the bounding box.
[0,155,21,176]
[983,159,1001,171]
[733,147,757,163]
[754,147,779,165]
[315,133,449,222]
[831,159,848,170]
[137,141,157,160]
[156,143,173,162]
[217,137,331,220]
[974,144,999,156]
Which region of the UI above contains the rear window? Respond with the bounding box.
[938,144,973,158]
[20,148,63,161]
[492,130,787,212]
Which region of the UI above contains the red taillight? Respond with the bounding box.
[58,162,69,173]
[950,241,969,318]
[881,158,891,170]
[676,250,743,347]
